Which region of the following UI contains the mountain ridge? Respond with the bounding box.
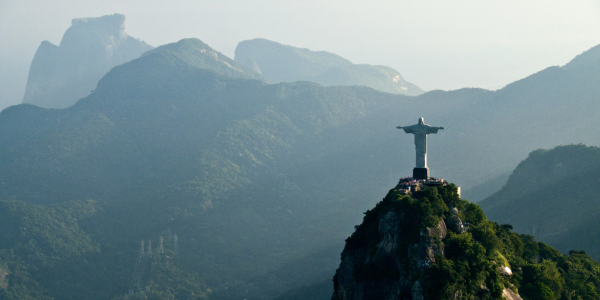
[234,38,424,95]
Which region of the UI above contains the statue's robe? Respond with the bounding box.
[401,124,442,168]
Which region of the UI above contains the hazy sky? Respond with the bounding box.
[2,0,600,110]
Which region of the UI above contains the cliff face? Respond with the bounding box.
[332,184,524,300]
[23,14,153,108]
[334,215,447,300]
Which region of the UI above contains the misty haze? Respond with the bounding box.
[1,2,600,300]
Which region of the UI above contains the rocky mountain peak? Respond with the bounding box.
[22,14,153,109]
[66,13,127,44]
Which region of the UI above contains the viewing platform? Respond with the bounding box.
[395,176,448,195]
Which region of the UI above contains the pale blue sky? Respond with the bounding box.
[2,0,600,110]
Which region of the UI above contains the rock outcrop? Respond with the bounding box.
[502,288,523,300]
[333,210,447,300]
[445,207,464,233]
[23,14,153,108]
[0,267,7,289]
[234,38,423,96]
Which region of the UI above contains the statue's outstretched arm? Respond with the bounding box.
[424,126,444,134]
[399,126,416,134]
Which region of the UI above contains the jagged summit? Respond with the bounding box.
[22,13,153,109]
[234,38,424,96]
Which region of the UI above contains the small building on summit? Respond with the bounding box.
[395,176,447,195]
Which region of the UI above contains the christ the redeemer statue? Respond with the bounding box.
[397,117,444,179]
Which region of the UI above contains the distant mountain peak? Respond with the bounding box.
[22,13,153,109]
[237,38,354,67]
[140,38,264,80]
[66,13,128,43]
[234,38,423,95]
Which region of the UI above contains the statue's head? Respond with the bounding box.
[418,117,424,125]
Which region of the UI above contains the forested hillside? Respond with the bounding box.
[480,144,600,261]
[3,37,600,299]
[0,37,411,299]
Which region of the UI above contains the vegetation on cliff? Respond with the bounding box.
[480,144,600,261]
[334,184,600,300]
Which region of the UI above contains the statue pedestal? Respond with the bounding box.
[413,168,429,180]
